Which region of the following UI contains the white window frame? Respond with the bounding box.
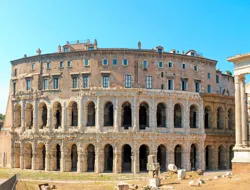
[158,61,163,68]
[168,62,173,68]
[84,59,89,67]
[123,59,128,66]
[83,75,89,88]
[146,76,152,89]
[26,79,31,91]
[53,77,59,89]
[46,62,51,69]
[195,81,200,92]
[67,61,72,68]
[43,78,49,90]
[59,61,64,68]
[194,65,198,71]
[181,80,187,91]
[168,79,174,90]
[102,58,108,66]
[103,76,109,88]
[113,58,118,66]
[125,75,131,88]
[142,60,148,70]
[31,63,35,70]
[72,76,78,88]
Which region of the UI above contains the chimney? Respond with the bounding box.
[36,48,41,55]
[24,54,27,58]
[94,39,98,49]
[138,41,141,49]
[58,45,61,53]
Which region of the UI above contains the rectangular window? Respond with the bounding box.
[59,61,64,68]
[26,79,31,90]
[125,75,131,88]
[146,76,152,89]
[182,80,187,91]
[158,61,163,68]
[14,69,17,76]
[216,75,219,83]
[103,76,109,88]
[123,59,128,66]
[113,58,117,65]
[13,81,16,95]
[67,61,72,68]
[208,73,211,79]
[194,65,198,71]
[142,60,148,69]
[46,63,50,69]
[168,79,173,90]
[84,59,89,66]
[103,59,108,66]
[168,62,173,68]
[207,84,211,93]
[88,47,94,50]
[53,78,59,89]
[64,47,69,52]
[195,82,200,92]
[43,78,48,90]
[183,63,186,69]
[72,77,78,88]
[161,84,164,89]
[83,75,89,88]
[31,64,35,70]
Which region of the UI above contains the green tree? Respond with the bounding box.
[226,70,232,76]
[0,114,5,120]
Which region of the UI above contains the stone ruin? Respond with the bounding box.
[147,155,161,187]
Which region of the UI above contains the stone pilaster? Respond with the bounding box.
[185,143,191,170]
[33,99,38,133]
[95,146,100,173]
[20,142,24,169]
[114,97,119,132]
[199,101,204,133]
[62,102,67,132]
[134,148,139,174]
[96,97,101,132]
[47,107,52,131]
[133,96,138,132]
[21,99,25,132]
[151,97,156,132]
[78,97,84,132]
[235,75,242,147]
[45,141,50,171]
[77,144,83,172]
[213,145,218,170]
[60,142,66,172]
[168,97,173,133]
[113,145,119,173]
[82,149,88,172]
[185,99,190,133]
[10,139,14,168]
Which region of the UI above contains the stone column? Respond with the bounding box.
[96,97,101,132]
[151,97,156,132]
[235,75,242,147]
[33,99,38,133]
[21,99,25,132]
[62,102,67,132]
[77,145,83,173]
[134,148,139,174]
[78,97,84,132]
[10,139,15,168]
[168,97,174,133]
[133,96,138,132]
[199,101,204,133]
[240,75,248,147]
[114,97,119,132]
[185,99,190,133]
[95,146,100,173]
[60,143,66,172]
[32,141,37,170]
[45,141,50,171]
[82,150,88,172]
[47,106,52,131]
[20,142,24,169]
[185,143,191,171]
[113,145,119,173]
[213,145,218,170]
[212,107,217,129]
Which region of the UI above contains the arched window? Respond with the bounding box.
[228,108,234,130]
[53,102,62,129]
[139,102,149,130]
[121,102,132,129]
[190,105,198,128]
[174,145,182,169]
[14,104,21,128]
[218,145,225,170]
[87,144,95,172]
[69,102,78,127]
[174,104,182,128]
[104,144,113,172]
[217,107,225,129]
[87,102,95,126]
[122,144,132,173]
[190,144,197,170]
[205,145,213,170]
[157,145,166,171]
[71,144,78,171]
[157,103,166,127]
[25,103,33,129]
[139,144,149,172]
[204,106,212,129]
[104,102,114,126]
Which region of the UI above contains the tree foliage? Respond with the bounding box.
[226,70,233,76]
[0,114,5,120]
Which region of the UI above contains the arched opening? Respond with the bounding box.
[228,108,234,130]
[104,102,114,126]
[139,102,149,130]
[174,145,182,169]
[190,144,197,170]
[205,145,213,170]
[37,143,46,170]
[122,144,131,173]
[157,145,166,171]
[71,144,78,171]
[190,105,198,128]
[121,102,132,129]
[204,106,212,129]
[104,144,113,172]
[24,143,32,169]
[218,145,226,170]
[38,103,47,129]
[87,102,95,126]
[139,144,149,172]
[229,145,234,169]
[14,104,21,128]
[174,104,182,128]
[157,103,166,127]
[217,107,225,129]
[14,143,20,168]
[51,144,61,171]
[87,144,95,172]
[53,102,62,129]
[69,102,78,127]
[25,103,33,129]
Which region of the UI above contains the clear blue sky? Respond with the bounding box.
[0,0,250,113]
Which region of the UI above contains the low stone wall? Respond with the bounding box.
[0,174,18,190]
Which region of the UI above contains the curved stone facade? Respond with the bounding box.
[0,40,235,173]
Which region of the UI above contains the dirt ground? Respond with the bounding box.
[14,171,250,190]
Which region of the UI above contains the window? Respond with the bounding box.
[161,84,164,89]
[14,69,17,77]
[26,79,31,90]
[31,64,35,70]
[146,76,152,89]
[84,59,89,66]
[158,49,162,53]
[103,76,109,88]
[168,62,173,68]
[67,61,72,68]
[182,80,187,91]
[158,61,163,68]
[83,75,89,88]
[88,46,94,50]
[64,47,69,52]
[194,65,198,71]
[207,84,211,93]
[207,73,211,79]
[216,75,219,83]
[123,59,128,66]
[161,72,164,78]
[103,58,108,66]
[59,61,64,68]
[195,81,200,92]
[46,63,50,69]
[13,81,16,95]
[125,75,131,88]
[182,63,186,70]
[168,79,173,90]
[72,77,78,88]
[142,60,148,70]
[113,58,117,66]
[53,78,59,89]
[191,52,195,56]
[43,78,48,90]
